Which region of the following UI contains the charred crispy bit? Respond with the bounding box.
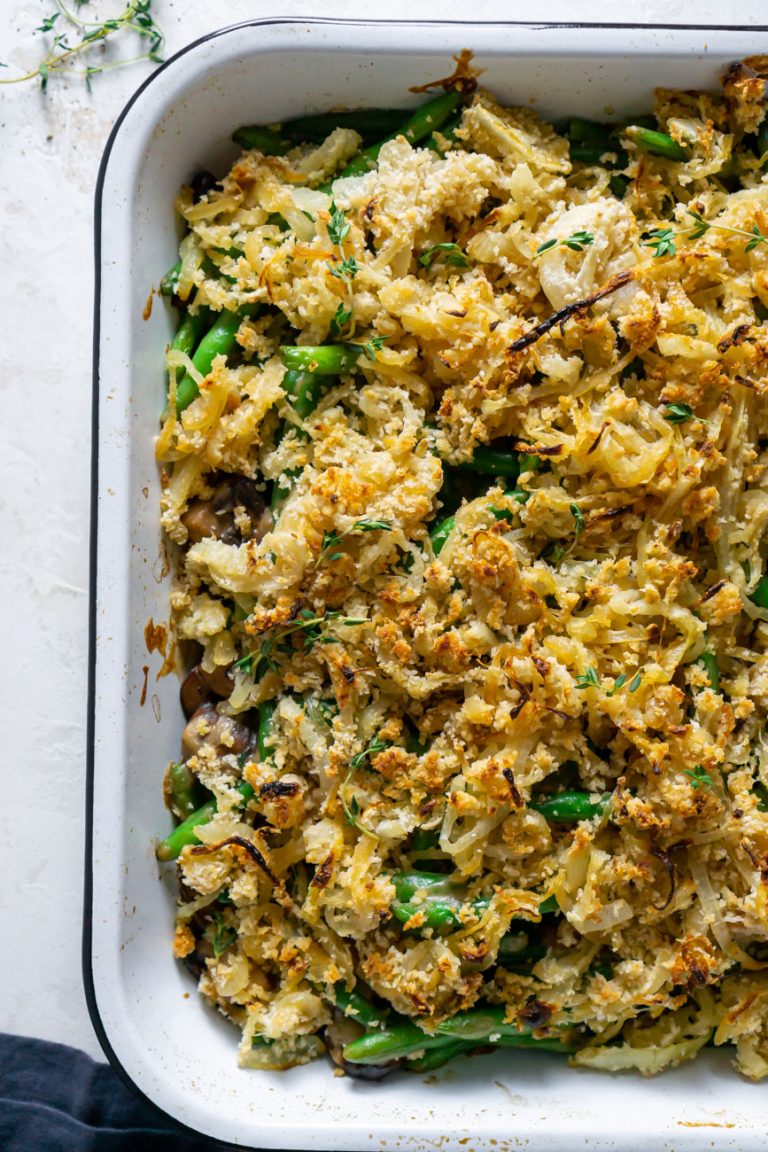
[508,271,634,354]
[503,766,524,808]
[717,324,752,353]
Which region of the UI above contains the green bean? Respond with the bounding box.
[751,576,768,609]
[155,781,254,862]
[268,368,310,511]
[392,898,486,931]
[160,258,182,296]
[624,125,688,161]
[175,309,242,414]
[231,125,290,155]
[697,649,721,693]
[201,255,237,286]
[294,373,341,419]
[496,1032,571,1052]
[281,368,304,398]
[517,453,541,474]
[392,873,489,931]
[170,309,209,361]
[609,173,630,199]
[404,731,429,757]
[156,798,217,862]
[435,1006,544,1042]
[758,120,768,165]
[571,141,628,168]
[270,471,298,512]
[333,981,388,1027]
[569,143,611,165]
[343,1021,449,1064]
[423,111,462,153]
[531,790,609,823]
[393,872,453,901]
[166,761,207,819]
[538,894,559,914]
[334,89,463,181]
[566,118,613,146]
[410,828,440,852]
[429,515,455,555]
[497,936,547,970]
[280,344,361,376]
[455,446,519,478]
[344,1006,570,1065]
[407,1027,569,1072]
[258,699,277,760]
[407,1039,475,1072]
[281,108,408,144]
[396,89,464,148]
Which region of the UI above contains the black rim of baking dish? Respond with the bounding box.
[86,15,768,1143]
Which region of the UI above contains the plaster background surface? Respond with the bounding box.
[0,0,762,1061]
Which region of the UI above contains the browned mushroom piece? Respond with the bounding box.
[181,474,273,546]
[180,663,234,718]
[181,702,256,759]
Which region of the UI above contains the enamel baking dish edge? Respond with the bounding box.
[88,18,768,1149]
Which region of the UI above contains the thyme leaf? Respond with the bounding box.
[320,517,392,560]
[684,765,714,791]
[327,202,351,248]
[418,242,470,269]
[536,230,595,258]
[664,402,695,424]
[575,666,601,690]
[330,302,352,337]
[643,228,677,258]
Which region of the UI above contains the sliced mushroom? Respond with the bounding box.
[181,703,256,759]
[180,663,234,718]
[181,474,273,546]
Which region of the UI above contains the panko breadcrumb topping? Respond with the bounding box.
[156,60,768,1080]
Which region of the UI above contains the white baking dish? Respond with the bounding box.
[88,18,768,1149]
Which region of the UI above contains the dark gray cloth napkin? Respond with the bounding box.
[0,1032,230,1151]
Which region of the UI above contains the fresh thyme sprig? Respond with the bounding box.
[330,303,352,338]
[340,736,389,835]
[575,666,601,690]
[349,736,389,772]
[326,202,357,334]
[684,765,714,792]
[418,242,470,269]
[233,610,366,679]
[576,667,643,693]
[0,0,164,91]
[643,209,768,259]
[570,503,585,540]
[320,517,392,561]
[535,230,595,259]
[203,911,237,958]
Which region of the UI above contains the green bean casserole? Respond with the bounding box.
[155,57,768,1079]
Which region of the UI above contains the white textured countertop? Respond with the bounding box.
[1,0,764,1062]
